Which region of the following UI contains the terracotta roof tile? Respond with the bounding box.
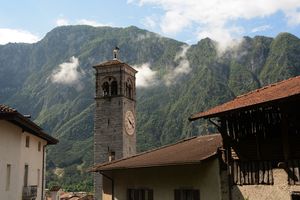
[93,59,123,67]
[189,76,300,120]
[93,59,138,73]
[0,104,17,113]
[91,134,222,171]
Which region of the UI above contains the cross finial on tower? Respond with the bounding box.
[113,46,120,60]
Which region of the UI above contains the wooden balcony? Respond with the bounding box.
[22,185,37,200]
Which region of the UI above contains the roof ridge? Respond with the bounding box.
[92,134,220,169]
[236,75,300,99]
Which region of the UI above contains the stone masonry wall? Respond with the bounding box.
[220,168,300,200]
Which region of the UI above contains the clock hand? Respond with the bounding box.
[128,119,135,128]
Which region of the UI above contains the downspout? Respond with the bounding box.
[42,145,46,200]
[100,171,114,200]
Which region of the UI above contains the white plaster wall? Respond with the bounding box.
[102,158,222,200]
[0,120,47,200]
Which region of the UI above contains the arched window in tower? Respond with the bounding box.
[128,84,132,99]
[126,79,133,99]
[111,81,118,96]
[102,82,109,96]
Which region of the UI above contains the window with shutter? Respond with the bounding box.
[127,188,153,200]
[174,189,200,200]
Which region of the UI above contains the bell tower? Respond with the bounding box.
[93,47,137,200]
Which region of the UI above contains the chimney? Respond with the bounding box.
[113,46,120,60]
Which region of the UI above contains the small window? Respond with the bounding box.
[127,188,153,200]
[6,164,11,191]
[24,165,29,187]
[102,82,110,96]
[126,81,133,99]
[109,151,115,162]
[174,189,200,200]
[25,136,30,148]
[38,141,41,152]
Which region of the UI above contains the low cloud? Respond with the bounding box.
[56,18,70,26]
[135,32,160,42]
[133,63,158,88]
[77,19,112,27]
[56,17,112,27]
[141,16,157,29]
[133,46,191,88]
[0,28,39,44]
[251,25,272,33]
[51,56,85,90]
[163,45,191,86]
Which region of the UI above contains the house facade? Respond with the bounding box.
[0,104,58,200]
[190,75,300,200]
[91,134,224,200]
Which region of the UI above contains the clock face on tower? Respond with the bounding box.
[125,110,135,135]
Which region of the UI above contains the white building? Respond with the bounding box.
[0,104,58,200]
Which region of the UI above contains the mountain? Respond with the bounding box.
[0,25,299,191]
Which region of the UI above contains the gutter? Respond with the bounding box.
[100,171,114,200]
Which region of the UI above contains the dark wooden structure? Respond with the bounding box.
[189,76,300,186]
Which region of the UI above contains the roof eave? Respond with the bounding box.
[90,152,219,172]
[0,112,58,145]
[189,93,300,121]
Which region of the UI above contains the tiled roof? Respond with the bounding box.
[189,75,300,120]
[93,59,138,73]
[93,59,124,67]
[0,104,17,113]
[0,104,58,144]
[91,134,222,171]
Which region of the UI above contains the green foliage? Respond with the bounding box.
[260,33,300,85]
[0,25,299,191]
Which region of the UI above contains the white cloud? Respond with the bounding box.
[133,63,158,88]
[197,26,244,54]
[51,56,85,90]
[141,16,157,29]
[129,0,300,48]
[56,18,70,26]
[160,10,190,34]
[164,45,191,86]
[286,10,300,26]
[133,46,191,87]
[56,17,112,27]
[77,19,111,27]
[251,25,272,33]
[0,28,39,44]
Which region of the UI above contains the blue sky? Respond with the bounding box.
[0,0,300,46]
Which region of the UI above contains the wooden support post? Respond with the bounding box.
[281,107,290,161]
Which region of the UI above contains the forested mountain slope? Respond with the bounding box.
[0,26,299,190]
